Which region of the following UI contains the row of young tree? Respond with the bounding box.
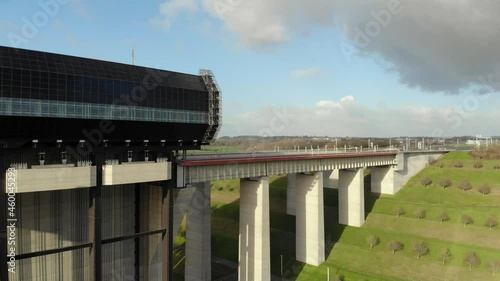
[366,235,500,273]
[420,175,493,195]
[393,206,498,229]
[434,159,500,169]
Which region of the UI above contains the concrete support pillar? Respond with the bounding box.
[185,182,211,281]
[323,169,339,189]
[173,186,196,233]
[295,172,325,266]
[371,166,395,194]
[339,169,365,227]
[239,177,270,281]
[286,174,296,215]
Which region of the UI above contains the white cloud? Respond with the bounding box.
[151,0,199,31]
[219,95,500,137]
[340,96,354,103]
[290,67,321,78]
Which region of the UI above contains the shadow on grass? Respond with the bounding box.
[364,171,381,215]
[324,187,348,261]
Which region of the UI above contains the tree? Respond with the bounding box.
[367,235,379,250]
[488,261,500,276]
[454,160,463,168]
[394,206,405,218]
[440,248,452,265]
[478,184,491,196]
[464,252,481,270]
[332,274,344,281]
[438,211,450,224]
[387,240,404,254]
[473,160,483,169]
[412,241,429,259]
[414,208,426,220]
[420,175,433,187]
[438,177,452,189]
[458,179,472,192]
[485,217,498,230]
[461,214,473,227]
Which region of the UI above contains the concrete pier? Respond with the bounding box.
[185,182,211,281]
[371,166,395,194]
[286,173,296,216]
[295,172,325,266]
[323,169,339,189]
[173,186,196,233]
[239,177,271,281]
[339,169,365,227]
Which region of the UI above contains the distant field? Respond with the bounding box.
[174,151,500,280]
[187,145,241,154]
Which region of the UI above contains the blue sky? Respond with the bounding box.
[1,0,499,137]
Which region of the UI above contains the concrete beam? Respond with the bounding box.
[13,166,96,193]
[286,174,296,216]
[185,182,211,281]
[102,162,171,186]
[295,172,325,266]
[339,169,365,227]
[371,166,395,194]
[239,177,270,281]
[323,169,339,189]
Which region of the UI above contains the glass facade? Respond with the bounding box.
[0,46,209,123]
[0,97,207,123]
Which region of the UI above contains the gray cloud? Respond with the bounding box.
[156,0,500,94]
[338,0,500,94]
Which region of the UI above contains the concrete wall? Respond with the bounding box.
[12,183,165,281]
[142,185,163,281]
[102,184,135,281]
[103,162,171,186]
[13,166,96,193]
[13,189,89,281]
[394,152,444,192]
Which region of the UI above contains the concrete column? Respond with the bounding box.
[323,169,339,189]
[185,182,211,281]
[286,174,296,215]
[239,177,270,281]
[295,172,325,266]
[173,186,196,233]
[371,166,395,194]
[339,169,365,227]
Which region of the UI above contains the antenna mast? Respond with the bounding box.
[132,49,135,65]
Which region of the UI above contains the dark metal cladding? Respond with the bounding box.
[0,46,221,147]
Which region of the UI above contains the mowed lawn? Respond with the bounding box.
[179,151,500,280]
[314,151,500,281]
